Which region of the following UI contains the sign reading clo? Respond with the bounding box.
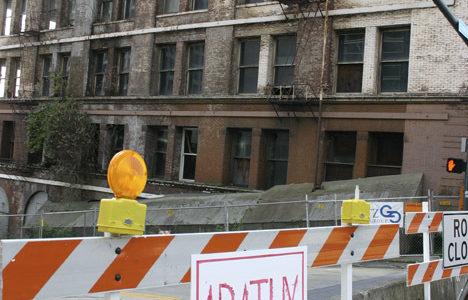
[443,212,468,268]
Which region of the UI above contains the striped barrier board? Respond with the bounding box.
[407,259,468,286]
[1,224,399,300]
[405,212,443,234]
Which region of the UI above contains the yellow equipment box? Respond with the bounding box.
[97,198,147,235]
[341,199,370,225]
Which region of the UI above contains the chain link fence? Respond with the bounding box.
[0,193,461,256]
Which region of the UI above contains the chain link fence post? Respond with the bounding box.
[305,194,310,228]
[224,202,229,231]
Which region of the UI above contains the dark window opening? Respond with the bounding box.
[367,132,404,177]
[100,0,113,22]
[146,126,168,179]
[274,36,296,86]
[0,121,14,160]
[163,0,179,14]
[187,43,204,94]
[42,55,52,96]
[116,48,130,96]
[159,45,175,95]
[93,51,108,96]
[337,31,364,93]
[264,130,289,189]
[230,129,252,187]
[239,39,260,94]
[180,128,198,181]
[380,28,410,92]
[193,0,208,10]
[58,54,70,96]
[106,124,124,167]
[324,131,356,181]
[119,0,135,19]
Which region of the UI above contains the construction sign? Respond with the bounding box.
[1,224,399,300]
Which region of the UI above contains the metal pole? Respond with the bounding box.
[423,201,431,300]
[93,208,97,236]
[464,142,468,210]
[305,194,310,228]
[224,202,229,231]
[39,211,44,238]
[432,0,468,46]
[334,194,338,226]
[83,211,87,236]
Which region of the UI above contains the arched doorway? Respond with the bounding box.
[24,192,48,226]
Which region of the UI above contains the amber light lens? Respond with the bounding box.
[107,150,147,199]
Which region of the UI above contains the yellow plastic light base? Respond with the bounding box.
[97,198,147,235]
[341,199,370,225]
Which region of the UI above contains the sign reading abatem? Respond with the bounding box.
[443,212,468,268]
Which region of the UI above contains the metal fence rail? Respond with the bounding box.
[0,193,460,256]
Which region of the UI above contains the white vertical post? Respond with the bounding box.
[104,232,120,300]
[305,194,310,228]
[423,201,431,300]
[341,186,359,300]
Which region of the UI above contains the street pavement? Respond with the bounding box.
[51,260,407,300]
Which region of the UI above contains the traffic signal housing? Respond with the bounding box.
[446,158,466,173]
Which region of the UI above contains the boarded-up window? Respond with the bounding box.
[367,132,403,177]
[325,131,356,181]
[336,31,364,93]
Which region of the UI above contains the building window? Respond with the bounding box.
[367,132,404,177]
[192,0,207,10]
[230,129,252,187]
[116,48,130,96]
[93,50,108,96]
[336,31,364,93]
[41,55,52,96]
[146,126,168,178]
[179,127,198,181]
[106,124,124,166]
[0,60,6,97]
[0,121,14,161]
[238,39,260,94]
[159,45,175,95]
[100,0,113,22]
[10,58,21,98]
[45,0,57,29]
[63,0,75,26]
[3,0,12,35]
[242,0,262,4]
[119,0,135,19]
[59,54,70,96]
[20,0,27,32]
[324,131,356,181]
[274,35,296,86]
[163,0,179,14]
[187,43,204,94]
[380,28,410,92]
[87,123,100,171]
[264,130,289,188]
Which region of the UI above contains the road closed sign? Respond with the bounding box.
[191,247,307,300]
[443,212,468,268]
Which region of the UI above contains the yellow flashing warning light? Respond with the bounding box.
[341,199,370,225]
[97,150,148,235]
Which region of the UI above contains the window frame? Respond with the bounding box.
[367,132,404,177]
[59,53,70,96]
[115,48,131,96]
[179,127,198,181]
[336,30,365,93]
[45,0,57,30]
[379,27,410,93]
[0,121,14,161]
[186,42,204,95]
[20,0,27,32]
[93,50,108,96]
[41,55,52,96]
[163,0,179,14]
[10,57,21,98]
[238,38,260,94]
[273,35,296,87]
[3,0,12,36]
[119,0,135,20]
[192,0,208,10]
[263,129,289,189]
[230,128,252,187]
[0,59,6,97]
[99,0,113,22]
[158,44,176,95]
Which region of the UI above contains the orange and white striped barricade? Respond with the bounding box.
[405,211,443,234]
[1,224,399,300]
[407,259,468,287]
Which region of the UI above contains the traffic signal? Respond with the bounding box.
[446,158,466,173]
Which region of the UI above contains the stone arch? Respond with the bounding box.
[0,187,9,238]
[24,191,48,226]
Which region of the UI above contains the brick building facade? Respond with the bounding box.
[0,0,466,214]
